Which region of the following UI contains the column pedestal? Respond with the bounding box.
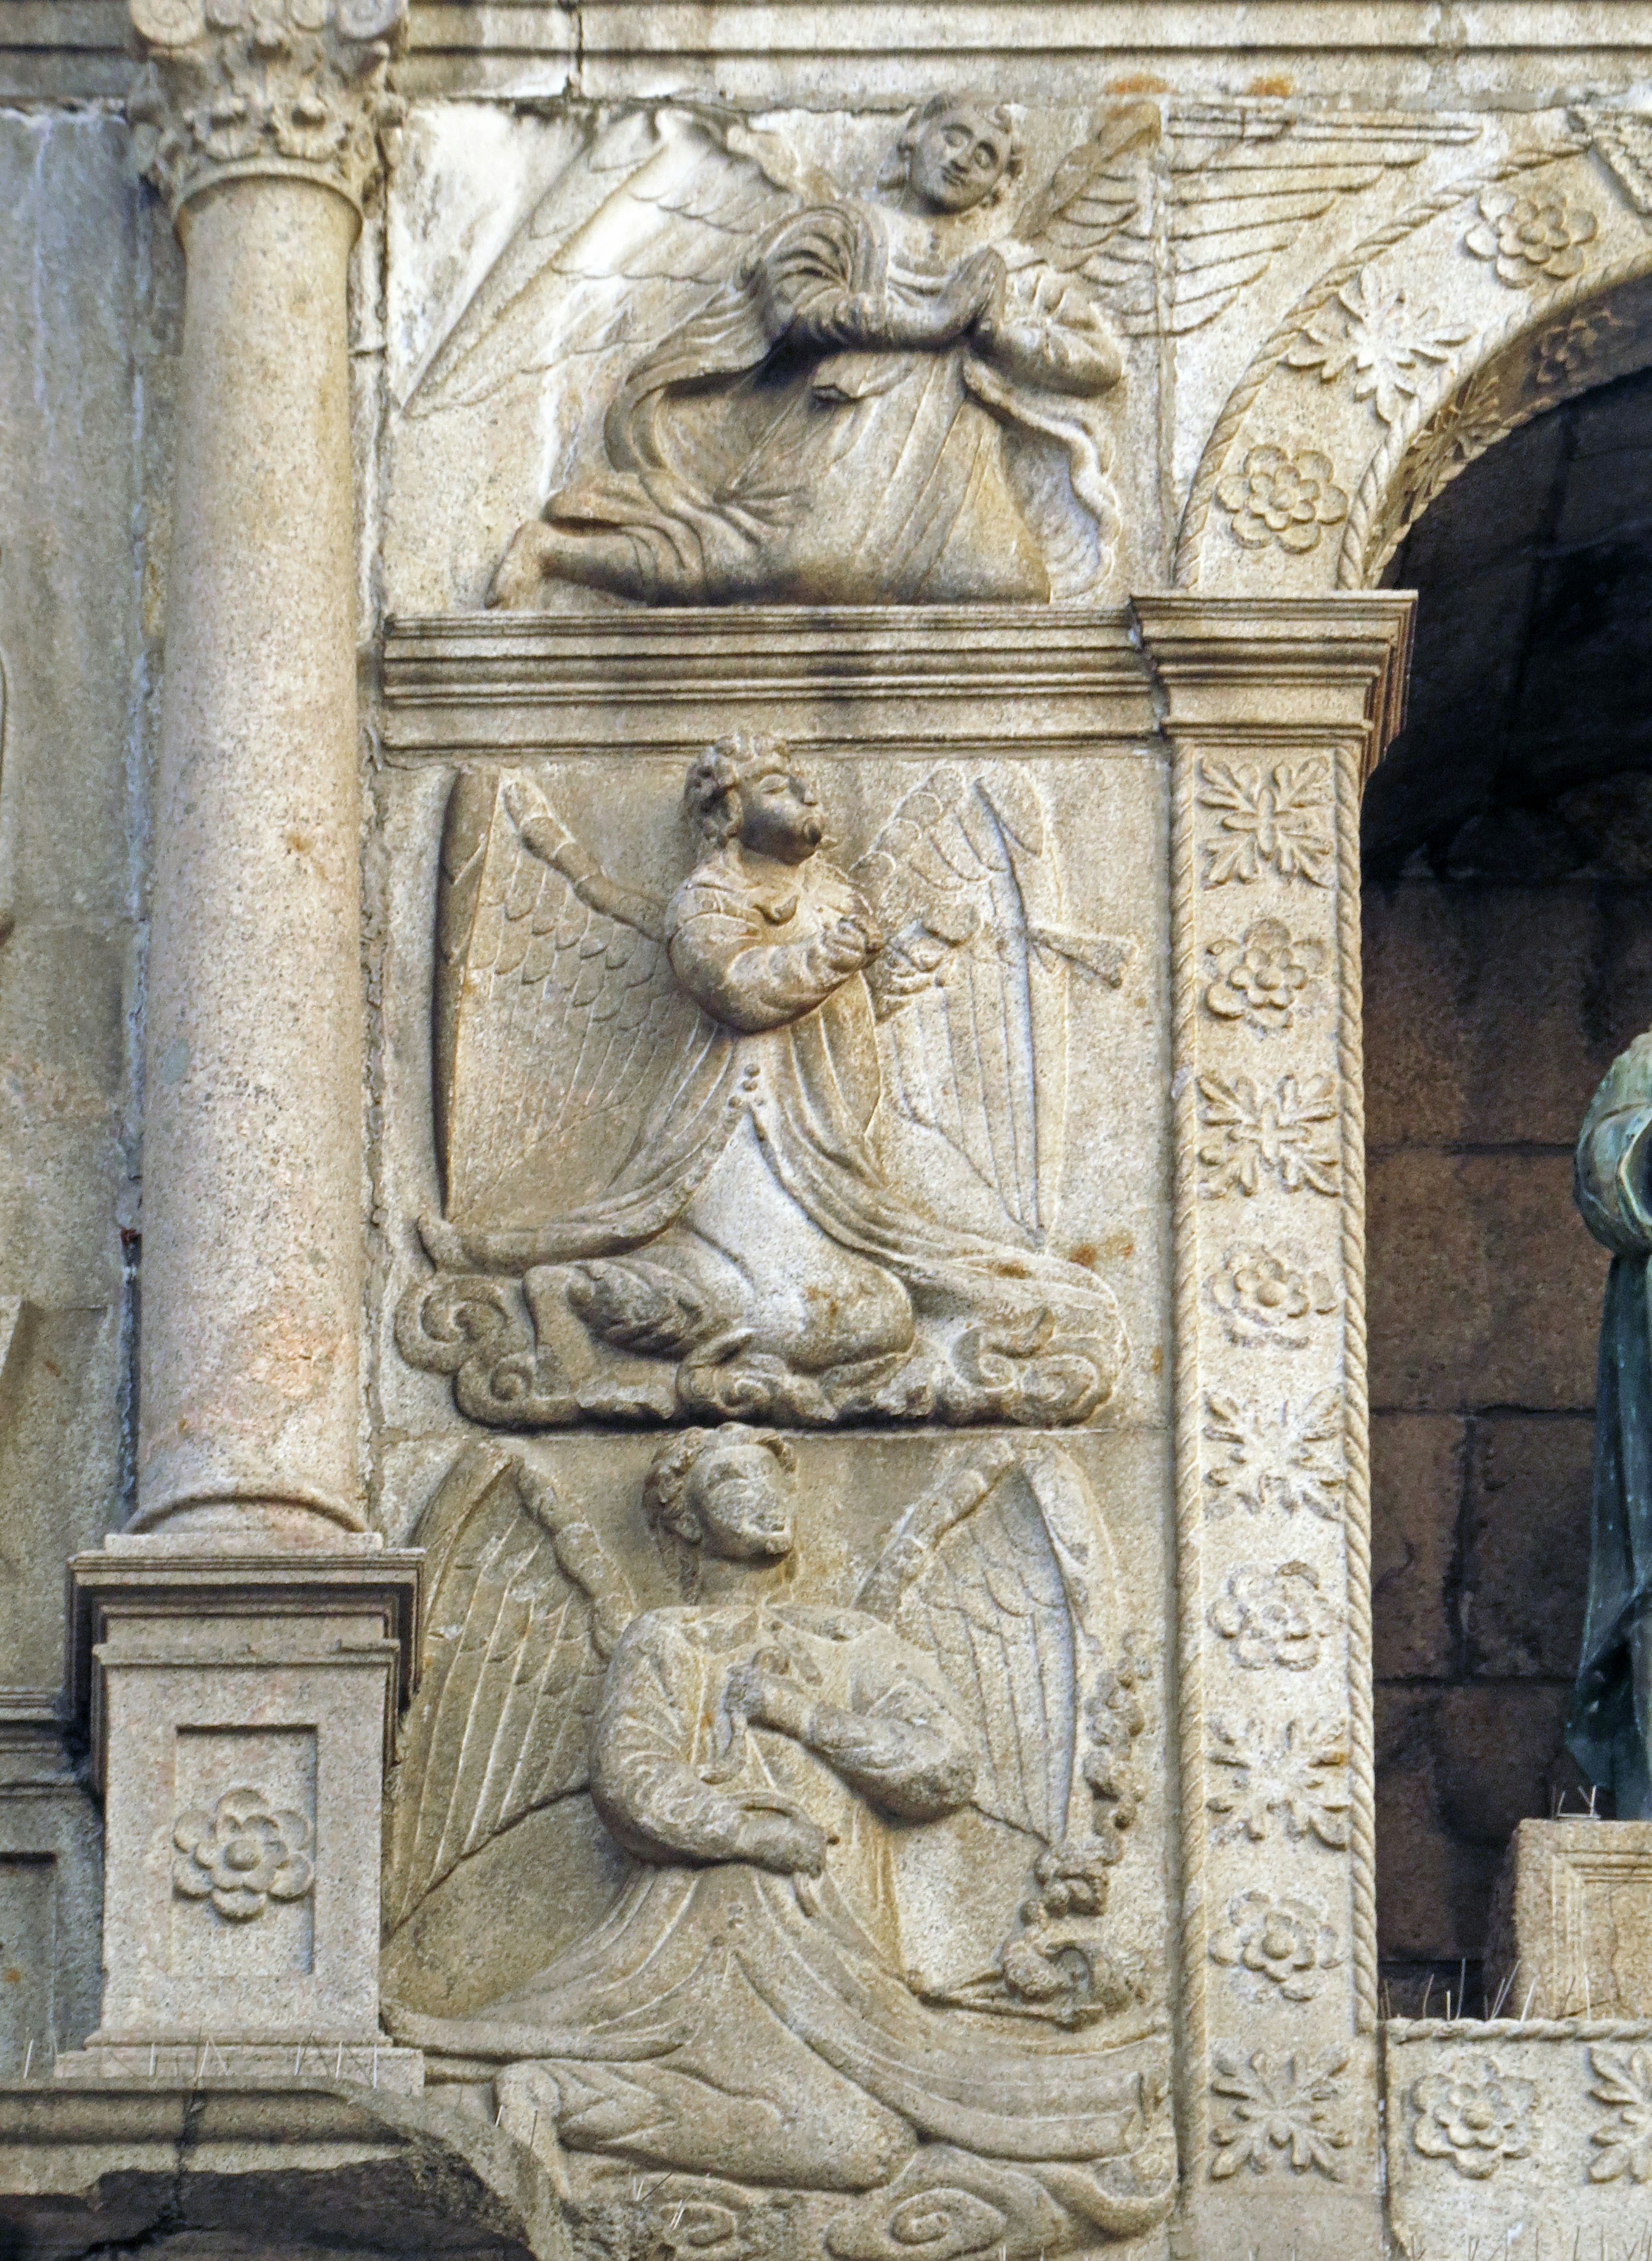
[67,1548,421,2068]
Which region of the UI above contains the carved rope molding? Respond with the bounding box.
[128,0,406,216]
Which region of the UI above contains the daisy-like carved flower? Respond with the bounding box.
[1464,188,1597,289]
[1210,1889,1341,2001]
[1215,444,1348,555]
[1205,918,1325,1031]
[173,1785,314,1922]
[1410,2056,1536,2179]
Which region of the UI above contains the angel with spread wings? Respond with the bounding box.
[405,91,1479,608]
[419,95,1130,608]
[386,1427,1171,2251]
[401,733,1134,1428]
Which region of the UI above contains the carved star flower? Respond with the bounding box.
[1589,2045,1652,2181]
[1204,1388,1344,1519]
[1287,267,1473,425]
[1196,1074,1341,1198]
[173,1786,314,1922]
[1197,758,1333,887]
[1411,2056,1536,2180]
[1210,2046,1351,2180]
[1465,187,1598,288]
[1211,1890,1342,2000]
[1204,918,1326,1030]
[1215,444,1348,555]
[1206,1715,1352,1848]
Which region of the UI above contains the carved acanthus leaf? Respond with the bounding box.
[127,0,406,215]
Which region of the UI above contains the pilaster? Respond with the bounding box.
[1134,592,1414,2261]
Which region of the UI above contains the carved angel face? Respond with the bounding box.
[905,105,1017,214]
[685,1438,798,1562]
[737,766,824,866]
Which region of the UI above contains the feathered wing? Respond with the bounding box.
[854,764,1132,1246]
[435,768,712,1230]
[403,109,830,419]
[1019,102,1478,336]
[858,1443,1122,1850]
[384,1446,635,1938]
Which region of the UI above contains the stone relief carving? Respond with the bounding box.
[128,0,406,213]
[398,739,1134,1430]
[1205,1715,1352,1848]
[1209,1890,1341,2001]
[1209,1561,1339,1671]
[1196,1073,1341,1199]
[416,98,1133,608]
[1214,444,1349,555]
[1285,267,1473,425]
[1464,186,1599,287]
[1208,2046,1351,2180]
[1209,1243,1338,1346]
[1409,2056,1536,2180]
[1203,1390,1344,1519]
[394,99,1478,609]
[172,1786,315,1922]
[385,1430,1173,2251]
[1202,919,1326,1031]
[1588,2044,1652,2182]
[1196,757,1334,887]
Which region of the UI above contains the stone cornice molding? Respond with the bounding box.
[127,0,406,219]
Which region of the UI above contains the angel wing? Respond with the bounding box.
[384,1446,635,1938]
[405,108,836,419]
[1017,101,1479,336]
[857,1441,1122,1850]
[853,764,1132,1247]
[434,767,711,1228]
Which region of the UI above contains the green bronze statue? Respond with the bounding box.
[1571,1032,1652,1815]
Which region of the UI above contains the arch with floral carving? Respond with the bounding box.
[1174,119,1652,595]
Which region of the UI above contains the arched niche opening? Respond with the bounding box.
[1364,355,1652,2017]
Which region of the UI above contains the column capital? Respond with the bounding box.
[127,0,406,219]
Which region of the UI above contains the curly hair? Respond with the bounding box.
[884,94,1025,204]
[684,733,795,845]
[642,1423,797,1548]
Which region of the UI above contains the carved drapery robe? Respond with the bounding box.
[409,1599,1153,2190]
[444,841,1111,1358]
[539,201,1119,605]
[1570,1031,1652,1812]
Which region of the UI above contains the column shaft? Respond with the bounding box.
[135,179,364,1537]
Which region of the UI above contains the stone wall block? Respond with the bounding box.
[1464,1415,1593,1678]
[1372,1412,1465,1680]
[1363,884,1608,1150]
[1368,1151,1605,1412]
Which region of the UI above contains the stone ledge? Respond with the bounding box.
[0,2078,567,2261]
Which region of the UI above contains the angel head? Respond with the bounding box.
[886,95,1024,216]
[685,734,823,866]
[644,1424,799,1587]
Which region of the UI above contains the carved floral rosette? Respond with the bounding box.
[127,0,407,216]
[1179,129,1652,598]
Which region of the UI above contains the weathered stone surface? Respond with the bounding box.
[0,112,141,1713]
[1377,1685,1578,1965]
[1463,1416,1593,1680]
[18,9,1652,2258]
[1368,1151,1605,1413]
[1372,1413,1464,1681]
[1489,1818,1652,2018]
[1385,2024,1652,2261]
